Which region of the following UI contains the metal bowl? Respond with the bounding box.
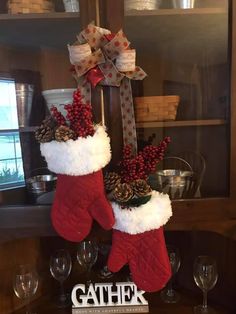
[172,0,195,9]
[26,174,57,195]
[156,169,194,199]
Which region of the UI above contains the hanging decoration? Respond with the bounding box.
[36,88,115,242]
[104,139,173,292]
[68,23,147,154]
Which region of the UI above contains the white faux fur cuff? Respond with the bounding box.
[40,125,111,176]
[111,191,172,234]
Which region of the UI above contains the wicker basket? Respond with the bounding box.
[134,95,180,122]
[8,0,54,14]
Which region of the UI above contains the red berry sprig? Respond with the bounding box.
[64,89,95,138]
[141,137,171,174]
[119,137,171,183]
[50,106,67,126]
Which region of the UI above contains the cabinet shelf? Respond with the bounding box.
[11,290,230,314]
[1,127,38,133]
[0,12,80,20]
[19,126,38,132]
[125,7,227,16]
[0,12,80,48]
[136,119,227,128]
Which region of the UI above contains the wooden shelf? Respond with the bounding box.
[12,289,231,314]
[136,119,227,128]
[0,12,80,20]
[1,197,236,243]
[125,7,227,16]
[0,12,80,48]
[19,126,38,132]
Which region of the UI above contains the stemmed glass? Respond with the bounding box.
[193,256,218,314]
[13,264,39,314]
[98,243,114,280]
[50,249,72,308]
[77,240,98,288]
[160,245,181,303]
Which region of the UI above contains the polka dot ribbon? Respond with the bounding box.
[70,23,147,154]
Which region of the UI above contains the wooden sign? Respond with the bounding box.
[71,282,149,313]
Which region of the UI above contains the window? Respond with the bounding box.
[0,79,25,190]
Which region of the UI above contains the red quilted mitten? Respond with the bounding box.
[40,125,115,242]
[107,191,172,292]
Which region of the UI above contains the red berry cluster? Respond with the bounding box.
[50,106,67,126]
[64,89,95,138]
[119,137,171,183]
[141,137,171,174]
[120,150,146,183]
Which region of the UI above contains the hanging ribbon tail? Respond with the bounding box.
[99,60,125,87]
[120,77,138,155]
[76,76,91,104]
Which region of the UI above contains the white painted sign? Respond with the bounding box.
[71,282,149,313]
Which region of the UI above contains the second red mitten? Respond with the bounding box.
[107,191,172,292]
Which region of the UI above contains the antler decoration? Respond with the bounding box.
[68,23,147,154]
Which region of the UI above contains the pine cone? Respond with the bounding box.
[35,116,57,143]
[55,125,75,142]
[131,179,152,197]
[113,183,133,203]
[104,172,121,191]
[35,125,54,143]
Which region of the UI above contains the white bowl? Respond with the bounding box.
[42,88,76,117]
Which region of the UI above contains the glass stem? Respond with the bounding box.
[203,290,208,309]
[60,281,65,297]
[25,295,31,314]
[86,265,92,290]
[166,276,174,295]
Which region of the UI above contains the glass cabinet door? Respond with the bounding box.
[123,0,230,199]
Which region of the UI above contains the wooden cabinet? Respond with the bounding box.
[0,2,236,313]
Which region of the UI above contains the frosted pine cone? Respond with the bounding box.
[113,183,133,203]
[55,125,75,142]
[104,172,121,192]
[131,179,152,197]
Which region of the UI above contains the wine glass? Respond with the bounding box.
[77,240,98,288]
[160,245,181,303]
[50,249,72,308]
[97,243,114,280]
[193,255,218,314]
[13,264,39,314]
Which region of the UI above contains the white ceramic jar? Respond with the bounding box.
[63,0,79,12]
